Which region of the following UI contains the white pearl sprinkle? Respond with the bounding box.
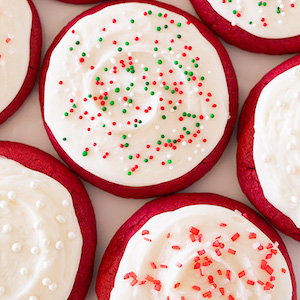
[68,232,76,240]
[35,200,45,209]
[29,297,39,300]
[12,242,23,253]
[42,278,51,286]
[20,267,28,276]
[49,283,58,292]
[188,157,192,161]
[261,154,271,162]
[0,200,8,208]
[31,247,39,255]
[2,224,12,233]
[30,180,39,189]
[56,215,66,224]
[291,196,299,204]
[62,200,70,208]
[55,241,64,250]
[40,238,50,248]
[33,221,43,230]
[7,191,16,200]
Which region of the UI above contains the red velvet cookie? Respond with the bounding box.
[40,0,238,199]
[0,141,96,299]
[96,193,297,299]
[190,0,300,54]
[0,0,42,125]
[237,54,300,241]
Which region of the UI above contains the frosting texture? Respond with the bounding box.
[110,205,292,299]
[44,2,229,186]
[253,65,300,228]
[0,0,32,113]
[206,0,300,38]
[0,157,83,299]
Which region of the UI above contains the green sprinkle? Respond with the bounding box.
[194,63,199,68]
[167,160,172,164]
[88,94,92,98]
[144,67,149,71]
[184,71,188,75]
[128,99,133,103]
[104,67,108,72]
[99,37,103,42]
[122,109,127,114]
[191,59,195,63]
[210,114,215,118]
[64,112,69,116]
[150,91,155,96]
[183,112,187,117]
[145,81,149,86]
[162,115,167,120]
[192,114,196,118]
[171,90,175,94]
[174,61,179,65]
[156,26,161,31]
[130,83,134,87]
[130,19,135,23]
[177,22,182,27]
[110,101,115,106]
[82,151,88,157]
[117,47,122,52]
[178,65,182,68]
[182,127,187,131]
[148,10,152,15]
[104,96,108,100]
[168,47,172,51]
[126,87,130,91]
[69,47,73,51]
[157,59,163,64]
[82,52,86,57]
[115,87,120,93]
[196,122,200,127]
[125,41,130,46]
[102,107,107,112]
[124,143,129,147]
[186,131,191,135]
[177,34,182,39]
[154,47,158,51]
[75,41,80,45]
[122,135,127,139]
[127,171,132,176]
[201,76,205,80]
[164,85,169,90]
[189,71,194,76]
[62,137,67,141]
[157,140,162,145]
[128,155,133,159]
[144,158,149,163]
[72,104,77,108]
[164,24,168,29]
[144,87,148,91]
[233,10,237,14]
[161,134,165,138]
[158,12,162,17]
[96,76,100,81]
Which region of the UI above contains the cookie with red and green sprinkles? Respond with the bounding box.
[96,193,297,299]
[237,54,300,241]
[190,0,300,54]
[0,0,42,125]
[0,141,96,299]
[40,0,238,199]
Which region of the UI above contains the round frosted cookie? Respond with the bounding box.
[40,0,238,199]
[96,193,297,299]
[237,54,300,241]
[0,141,97,299]
[0,0,42,125]
[190,0,300,54]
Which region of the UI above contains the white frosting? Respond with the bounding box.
[0,0,32,113]
[206,0,300,38]
[110,205,292,299]
[44,2,229,187]
[0,156,83,299]
[253,65,300,228]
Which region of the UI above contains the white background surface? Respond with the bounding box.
[0,0,298,299]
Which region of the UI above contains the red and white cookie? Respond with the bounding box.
[190,0,300,54]
[237,54,300,241]
[0,141,96,299]
[96,193,297,299]
[0,0,42,125]
[40,0,238,199]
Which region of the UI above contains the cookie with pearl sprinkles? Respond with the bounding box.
[96,193,297,299]
[237,54,300,241]
[0,0,42,125]
[190,0,300,54]
[0,141,97,299]
[40,0,238,199]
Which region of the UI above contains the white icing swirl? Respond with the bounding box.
[206,0,300,38]
[0,0,32,113]
[44,2,229,187]
[110,205,292,299]
[0,156,83,299]
[253,64,300,228]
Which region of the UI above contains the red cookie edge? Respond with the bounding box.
[0,0,42,125]
[39,0,238,199]
[0,141,97,300]
[95,193,297,299]
[190,0,300,55]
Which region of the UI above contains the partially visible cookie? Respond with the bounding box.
[55,0,104,4]
[96,193,297,299]
[40,0,238,199]
[237,55,300,241]
[0,0,42,125]
[190,0,300,54]
[0,141,96,299]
